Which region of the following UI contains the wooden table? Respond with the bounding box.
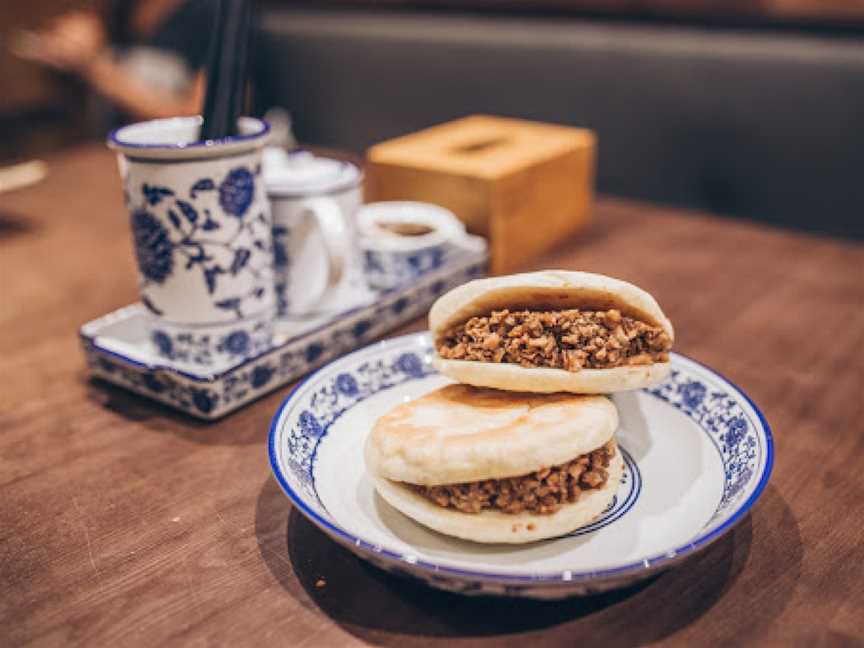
[2,144,862,647]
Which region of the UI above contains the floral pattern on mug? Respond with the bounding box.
[132,209,174,284]
[219,167,255,217]
[127,164,274,324]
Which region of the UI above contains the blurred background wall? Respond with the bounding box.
[255,5,864,237]
[286,0,864,25]
[3,0,863,237]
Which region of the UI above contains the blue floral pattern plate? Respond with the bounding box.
[268,333,773,599]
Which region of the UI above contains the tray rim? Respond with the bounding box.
[268,333,774,585]
[79,250,487,384]
[79,300,372,384]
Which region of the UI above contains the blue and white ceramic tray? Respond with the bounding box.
[269,334,773,599]
[80,252,486,420]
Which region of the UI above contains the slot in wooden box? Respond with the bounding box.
[365,115,596,273]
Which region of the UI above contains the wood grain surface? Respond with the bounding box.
[1,144,862,647]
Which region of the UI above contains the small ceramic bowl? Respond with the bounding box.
[358,202,483,291]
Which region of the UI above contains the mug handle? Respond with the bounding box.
[298,197,350,305]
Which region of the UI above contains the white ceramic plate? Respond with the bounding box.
[268,333,772,599]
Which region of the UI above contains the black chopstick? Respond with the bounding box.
[200,0,253,141]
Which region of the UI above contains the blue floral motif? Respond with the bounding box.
[272,225,291,316]
[352,320,371,338]
[679,380,707,409]
[275,282,288,316]
[192,389,216,414]
[132,209,174,284]
[723,416,748,449]
[363,247,447,290]
[189,178,215,198]
[130,164,269,318]
[648,369,762,518]
[251,364,274,388]
[272,226,289,268]
[287,457,313,489]
[230,248,251,275]
[175,200,198,224]
[85,347,227,418]
[299,411,324,437]
[363,250,386,274]
[219,167,255,217]
[142,183,174,205]
[407,248,444,274]
[725,465,753,500]
[204,268,224,296]
[215,297,241,314]
[224,331,250,355]
[306,343,324,363]
[97,357,115,373]
[273,240,288,268]
[395,352,424,378]
[143,374,165,393]
[201,210,220,231]
[335,373,359,396]
[152,330,173,357]
[392,297,409,314]
[144,316,272,367]
[141,295,163,316]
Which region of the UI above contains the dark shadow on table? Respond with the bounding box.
[255,478,802,645]
[0,210,36,240]
[85,377,271,446]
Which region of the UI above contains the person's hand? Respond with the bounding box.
[16,11,107,74]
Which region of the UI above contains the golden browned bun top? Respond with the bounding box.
[429,270,674,341]
[364,384,618,486]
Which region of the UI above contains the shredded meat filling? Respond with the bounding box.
[437,308,671,371]
[411,441,616,515]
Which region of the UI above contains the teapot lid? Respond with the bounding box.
[263,149,361,197]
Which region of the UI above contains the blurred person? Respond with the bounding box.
[13,0,216,122]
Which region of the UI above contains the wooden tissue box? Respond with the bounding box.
[365,115,596,273]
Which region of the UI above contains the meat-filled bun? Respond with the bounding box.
[373,453,623,544]
[365,385,623,544]
[430,270,674,394]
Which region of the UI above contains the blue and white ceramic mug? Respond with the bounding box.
[108,116,276,367]
[264,150,363,317]
[358,201,485,291]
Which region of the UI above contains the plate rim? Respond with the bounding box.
[268,332,774,584]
